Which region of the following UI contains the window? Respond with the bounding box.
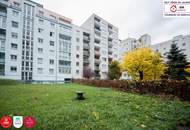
[102,58,106,62]
[38,19,44,24]
[12,10,19,16]
[10,55,17,61]
[13,1,20,7]
[50,15,56,20]
[76,70,79,74]
[49,50,55,53]
[12,21,19,28]
[37,58,43,64]
[50,32,54,37]
[11,32,18,39]
[11,43,18,50]
[76,46,80,51]
[76,54,79,58]
[49,69,54,74]
[76,38,80,42]
[38,48,43,53]
[50,41,55,46]
[37,68,43,74]
[10,66,17,72]
[38,28,44,33]
[38,38,43,43]
[50,22,55,27]
[76,62,79,66]
[39,11,44,16]
[49,59,54,65]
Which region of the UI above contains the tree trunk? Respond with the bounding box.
[139,71,144,80]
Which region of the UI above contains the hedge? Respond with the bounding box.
[0,79,22,85]
[74,79,190,101]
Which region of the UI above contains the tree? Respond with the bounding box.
[108,61,121,80]
[121,48,165,80]
[83,67,94,79]
[164,44,190,80]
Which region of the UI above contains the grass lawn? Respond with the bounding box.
[0,83,190,130]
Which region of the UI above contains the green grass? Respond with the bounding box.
[0,83,190,130]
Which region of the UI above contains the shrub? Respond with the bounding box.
[74,79,190,101]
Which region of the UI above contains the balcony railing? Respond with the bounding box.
[0,46,5,52]
[0,0,8,6]
[0,22,6,29]
[94,66,99,70]
[108,41,113,47]
[94,20,100,27]
[94,59,100,64]
[83,50,90,56]
[0,58,5,64]
[0,34,6,39]
[94,50,100,56]
[83,43,90,49]
[83,59,89,63]
[83,36,90,42]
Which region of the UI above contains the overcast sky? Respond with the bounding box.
[34,0,190,44]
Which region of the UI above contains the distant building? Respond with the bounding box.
[119,34,151,79]
[151,35,190,61]
[119,34,190,80]
[119,34,151,62]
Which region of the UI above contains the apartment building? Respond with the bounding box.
[72,25,91,79]
[119,34,151,62]
[0,0,74,82]
[151,35,190,61]
[0,0,119,82]
[82,14,119,79]
[119,34,190,79]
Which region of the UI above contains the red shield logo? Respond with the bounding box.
[0,116,12,128]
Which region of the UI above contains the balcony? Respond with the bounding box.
[94,17,101,22]
[94,58,100,64]
[108,48,113,53]
[83,35,90,42]
[83,59,89,64]
[0,58,5,64]
[108,37,113,42]
[83,43,90,49]
[94,35,101,42]
[94,65,99,70]
[108,28,113,34]
[94,20,100,27]
[0,0,8,7]
[83,50,90,56]
[108,41,113,48]
[0,19,6,29]
[94,50,100,56]
[0,45,5,52]
[0,34,6,39]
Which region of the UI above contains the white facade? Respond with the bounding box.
[0,0,74,82]
[119,34,151,62]
[81,14,119,79]
[0,0,119,82]
[152,35,190,61]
